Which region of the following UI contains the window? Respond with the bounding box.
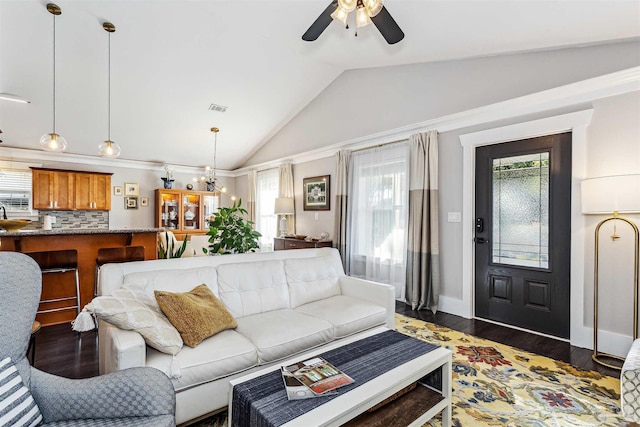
[0,168,32,215]
[255,168,279,251]
[347,142,409,298]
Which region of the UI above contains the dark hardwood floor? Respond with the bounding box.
[31,302,620,379]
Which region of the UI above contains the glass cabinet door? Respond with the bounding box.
[159,192,181,230]
[183,192,201,231]
[202,194,219,229]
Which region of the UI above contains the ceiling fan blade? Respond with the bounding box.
[370,6,404,45]
[302,1,338,41]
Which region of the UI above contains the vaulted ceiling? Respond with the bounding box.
[1,0,639,169]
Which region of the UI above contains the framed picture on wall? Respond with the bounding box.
[303,175,330,211]
[113,186,123,196]
[124,196,138,209]
[124,182,139,196]
[140,197,149,207]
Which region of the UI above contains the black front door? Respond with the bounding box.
[474,133,572,338]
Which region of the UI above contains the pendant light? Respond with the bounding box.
[40,3,67,152]
[98,22,121,158]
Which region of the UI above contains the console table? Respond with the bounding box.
[274,237,332,250]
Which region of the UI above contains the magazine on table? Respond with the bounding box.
[281,357,354,400]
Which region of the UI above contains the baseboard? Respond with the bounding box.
[437,295,471,319]
[594,328,635,358]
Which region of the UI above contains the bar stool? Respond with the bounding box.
[28,320,41,364]
[94,246,145,297]
[24,249,81,316]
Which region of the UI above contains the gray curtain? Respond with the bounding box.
[247,170,256,224]
[278,163,296,235]
[333,150,351,273]
[405,130,440,312]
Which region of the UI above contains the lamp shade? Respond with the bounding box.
[274,197,295,215]
[581,174,640,214]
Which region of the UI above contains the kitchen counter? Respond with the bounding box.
[0,227,161,237]
[0,228,160,326]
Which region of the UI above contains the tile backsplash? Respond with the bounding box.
[37,210,109,229]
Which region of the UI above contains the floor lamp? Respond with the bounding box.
[582,174,640,370]
[274,197,294,238]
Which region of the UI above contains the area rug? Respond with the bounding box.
[194,314,622,427]
[396,313,622,427]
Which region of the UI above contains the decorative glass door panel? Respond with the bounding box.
[492,152,549,269]
[183,192,201,231]
[160,192,180,230]
[202,194,219,227]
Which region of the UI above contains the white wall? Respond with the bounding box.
[244,41,640,167]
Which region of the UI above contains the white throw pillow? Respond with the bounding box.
[0,357,43,427]
[75,283,183,355]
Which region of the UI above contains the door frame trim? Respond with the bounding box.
[459,109,593,349]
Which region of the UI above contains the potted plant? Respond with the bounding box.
[158,232,189,258]
[204,199,261,255]
[162,164,175,189]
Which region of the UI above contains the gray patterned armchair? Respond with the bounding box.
[622,339,640,422]
[0,252,176,426]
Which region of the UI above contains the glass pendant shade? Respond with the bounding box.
[98,140,121,158]
[356,6,372,27]
[331,6,349,26]
[40,132,67,152]
[364,0,383,17]
[338,0,357,13]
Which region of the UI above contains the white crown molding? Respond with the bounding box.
[0,147,233,177]
[233,66,639,176]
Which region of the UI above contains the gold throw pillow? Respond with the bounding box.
[155,284,237,347]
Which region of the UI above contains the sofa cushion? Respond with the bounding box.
[155,284,237,347]
[284,255,343,308]
[235,309,334,364]
[85,283,183,355]
[217,260,290,318]
[295,295,387,338]
[146,329,258,392]
[124,266,218,296]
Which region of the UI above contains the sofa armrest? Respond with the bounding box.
[621,338,640,422]
[98,320,147,375]
[339,276,396,330]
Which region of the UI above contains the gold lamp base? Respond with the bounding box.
[592,214,639,371]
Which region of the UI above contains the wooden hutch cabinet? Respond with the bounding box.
[155,189,219,237]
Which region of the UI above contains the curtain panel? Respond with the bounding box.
[405,130,440,312]
[246,170,257,224]
[347,143,409,298]
[279,163,296,235]
[333,150,351,272]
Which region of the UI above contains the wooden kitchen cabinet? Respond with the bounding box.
[32,168,74,210]
[74,172,111,210]
[32,168,112,211]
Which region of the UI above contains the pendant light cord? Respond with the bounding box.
[52,12,56,134]
[213,131,217,184]
[108,31,111,142]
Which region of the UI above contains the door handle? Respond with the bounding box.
[474,237,489,244]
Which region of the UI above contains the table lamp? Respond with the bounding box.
[581,174,640,369]
[274,197,295,238]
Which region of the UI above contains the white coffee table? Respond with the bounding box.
[229,327,452,427]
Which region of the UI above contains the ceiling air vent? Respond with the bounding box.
[208,103,228,113]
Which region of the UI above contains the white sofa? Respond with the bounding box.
[97,248,395,425]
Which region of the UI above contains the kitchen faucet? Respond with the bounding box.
[0,206,6,220]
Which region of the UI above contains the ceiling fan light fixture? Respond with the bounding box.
[355,6,372,28]
[337,0,357,13]
[330,6,349,26]
[364,0,384,17]
[40,132,67,152]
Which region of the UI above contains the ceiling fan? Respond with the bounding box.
[302,0,404,45]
